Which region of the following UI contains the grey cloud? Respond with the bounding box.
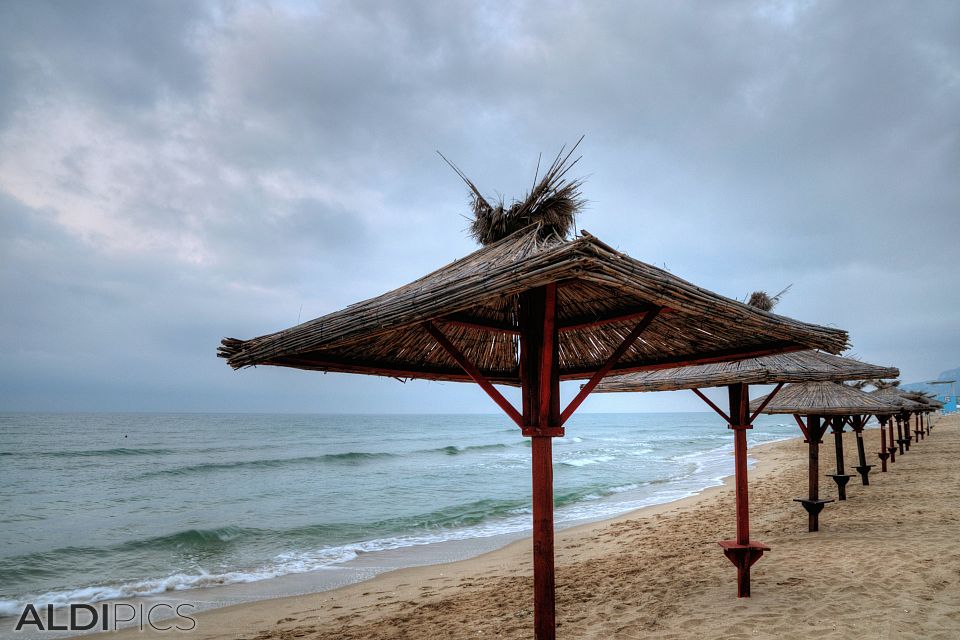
[1,0,958,412]
[0,0,210,120]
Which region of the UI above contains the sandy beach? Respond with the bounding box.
[92,413,958,640]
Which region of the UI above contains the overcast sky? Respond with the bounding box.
[1,0,957,414]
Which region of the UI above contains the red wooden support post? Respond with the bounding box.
[888,417,897,462]
[902,412,912,451]
[732,385,751,546]
[895,414,906,455]
[850,415,873,485]
[717,383,768,597]
[915,413,924,442]
[794,415,833,532]
[877,415,889,472]
[827,417,852,501]
[434,288,656,640]
[531,436,555,640]
[519,285,561,640]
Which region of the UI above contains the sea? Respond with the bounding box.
[0,412,801,626]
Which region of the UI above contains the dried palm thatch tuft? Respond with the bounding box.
[746,285,792,312]
[853,378,900,391]
[439,138,587,246]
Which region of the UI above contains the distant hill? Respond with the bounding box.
[901,366,960,397]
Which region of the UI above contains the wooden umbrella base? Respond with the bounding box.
[887,445,898,462]
[827,473,852,500]
[794,498,833,532]
[877,451,889,472]
[896,438,909,454]
[718,540,769,598]
[854,464,873,485]
[915,428,925,442]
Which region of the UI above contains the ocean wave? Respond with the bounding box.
[423,444,509,456]
[39,447,178,458]
[138,451,400,478]
[2,477,668,617]
[559,455,615,467]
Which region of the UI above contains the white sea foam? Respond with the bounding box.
[559,455,615,467]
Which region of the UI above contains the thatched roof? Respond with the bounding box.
[870,387,927,411]
[897,390,942,410]
[219,227,849,384]
[593,350,898,393]
[750,381,901,416]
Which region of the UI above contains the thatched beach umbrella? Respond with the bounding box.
[750,382,899,532]
[871,388,925,456]
[218,154,848,640]
[593,350,897,596]
[899,391,938,441]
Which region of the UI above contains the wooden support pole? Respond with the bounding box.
[438,284,570,640]
[827,417,852,500]
[694,384,770,598]
[716,383,769,598]
[896,415,906,455]
[902,412,912,451]
[877,415,889,472]
[519,285,560,640]
[730,384,751,546]
[794,415,832,532]
[887,416,897,462]
[530,436,554,640]
[851,415,872,485]
[809,417,822,526]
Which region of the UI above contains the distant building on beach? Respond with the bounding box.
[928,380,958,413]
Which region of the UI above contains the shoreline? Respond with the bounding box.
[2,423,792,639]
[62,429,797,640]
[72,416,960,639]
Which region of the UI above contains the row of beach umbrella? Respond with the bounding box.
[596,357,944,597]
[218,152,946,640]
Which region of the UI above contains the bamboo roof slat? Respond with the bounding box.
[750,381,902,416]
[592,350,899,393]
[219,228,849,382]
